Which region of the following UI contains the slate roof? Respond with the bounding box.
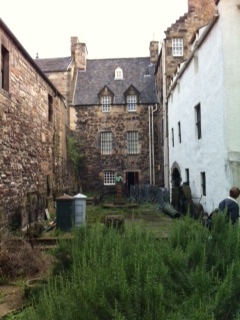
[34,57,72,72]
[73,57,157,106]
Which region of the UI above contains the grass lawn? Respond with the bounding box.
[86,195,176,238]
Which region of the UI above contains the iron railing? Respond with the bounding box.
[129,185,170,208]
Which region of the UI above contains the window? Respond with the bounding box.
[195,104,201,139]
[102,96,111,112]
[104,172,115,185]
[115,67,123,80]
[127,95,137,112]
[127,131,138,154]
[201,172,206,196]
[171,128,174,147]
[172,38,183,57]
[48,94,53,122]
[185,169,189,185]
[1,45,9,91]
[178,121,181,143]
[101,132,112,155]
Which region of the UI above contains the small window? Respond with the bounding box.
[195,104,201,140]
[172,38,183,57]
[127,95,137,112]
[102,96,111,112]
[1,45,9,91]
[48,94,53,122]
[178,122,181,143]
[171,128,174,147]
[104,172,116,185]
[185,169,189,185]
[201,172,206,196]
[101,132,112,155]
[115,67,123,80]
[127,131,138,154]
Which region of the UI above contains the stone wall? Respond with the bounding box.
[71,104,154,194]
[0,26,74,228]
[164,0,217,89]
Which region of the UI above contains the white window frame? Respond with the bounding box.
[101,132,112,155]
[127,131,138,154]
[115,67,123,80]
[104,172,116,185]
[172,38,183,57]
[127,95,137,112]
[102,96,111,112]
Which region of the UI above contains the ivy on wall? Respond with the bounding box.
[67,135,82,182]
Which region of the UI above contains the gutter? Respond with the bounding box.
[167,13,219,99]
[152,104,158,185]
[148,104,158,185]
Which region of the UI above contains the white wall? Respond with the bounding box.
[219,0,240,190]
[168,12,230,213]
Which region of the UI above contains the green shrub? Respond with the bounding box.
[23,214,240,320]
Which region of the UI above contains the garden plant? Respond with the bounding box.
[13,211,240,320]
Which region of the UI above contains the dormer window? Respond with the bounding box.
[124,85,139,112]
[127,95,137,112]
[102,96,111,112]
[99,86,113,112]
[115,67,123,80]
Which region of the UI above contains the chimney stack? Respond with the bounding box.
[70,37,88,70]
[149,40,159,65]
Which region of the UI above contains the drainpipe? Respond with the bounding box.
[151,104,158,185]
[148,106,152,184]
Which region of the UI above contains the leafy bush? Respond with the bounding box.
[24,214,240,320]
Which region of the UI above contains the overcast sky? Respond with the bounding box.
[1,0,188,60]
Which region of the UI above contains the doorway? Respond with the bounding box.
[172,168,181,187]
[126,172,139,195]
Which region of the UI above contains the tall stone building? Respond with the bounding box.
[155,0,217,189]
[36,39,159,195]
[0,19,74,228]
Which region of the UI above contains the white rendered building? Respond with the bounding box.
[167,0,240,213]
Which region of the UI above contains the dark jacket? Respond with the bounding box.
[219,197,239,225]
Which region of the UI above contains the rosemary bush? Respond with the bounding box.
[24,214,240,320]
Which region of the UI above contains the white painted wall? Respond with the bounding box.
[168,1,240,213]
[219,0,240,188]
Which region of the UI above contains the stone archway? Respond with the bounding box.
[172,168,181,187]
[171,162,182,209]
[171,162,182,187]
